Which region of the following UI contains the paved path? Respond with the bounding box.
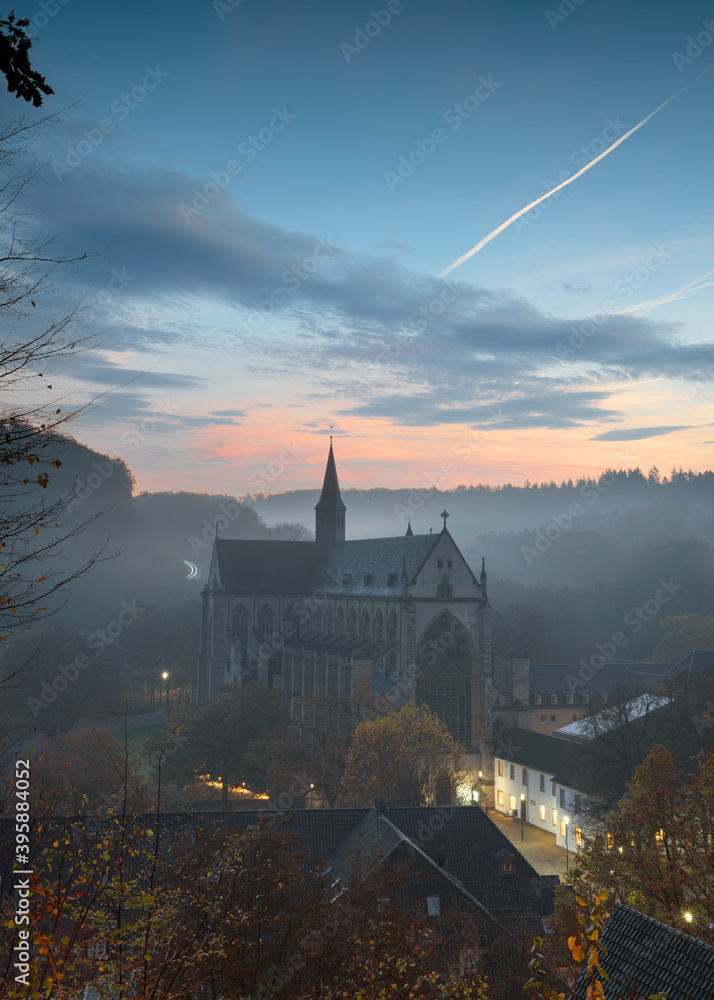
[485,808,570,877]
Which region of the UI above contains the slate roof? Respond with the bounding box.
[162,806,552,919]
[550,694,714,794]
[494,727,583,776]
[572,903,714,1000]
[214,539,324,596]
[661,649,714,682]
[324,807,498,924]
[154,808,368,870]
[385,806,554,919]
[213,532,455,598]
[315,439,346,512]
[528,661,673,706]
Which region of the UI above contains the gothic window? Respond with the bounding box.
[360,608,370,640]
[336,606,345,636]
[325,605,333,634]
[313,607,322,634]
[258,605,273,642]
[415,612,472,748]
[282,605,298,643]
[232,605,248,655]
[348,608,357,639]
[374,609,384,640]
[387,610,398,671]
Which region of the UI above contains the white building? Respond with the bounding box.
[493,726,590,853]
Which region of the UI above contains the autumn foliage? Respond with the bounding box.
[341,702,471,807]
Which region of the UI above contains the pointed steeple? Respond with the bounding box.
[405,519,413,536]
[315,436,346,548]
[480,556,488,599]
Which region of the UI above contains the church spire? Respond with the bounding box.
[315,436,346,548]
[405,518,413,536]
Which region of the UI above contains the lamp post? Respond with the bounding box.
[520,793,526,841]
[564,815,570,870]
[162,671,169,717]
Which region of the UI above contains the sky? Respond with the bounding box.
[4,0,714,496]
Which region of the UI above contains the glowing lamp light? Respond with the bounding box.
[162,671,169,680]
[684,912,693,923]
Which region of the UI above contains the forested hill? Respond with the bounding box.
[14,431,714,664]
[245,467,714,561]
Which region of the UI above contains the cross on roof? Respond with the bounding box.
[440,509,450,529]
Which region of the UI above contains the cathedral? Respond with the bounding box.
[196,441,530,801]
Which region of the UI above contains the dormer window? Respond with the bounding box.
[497,851,515,874]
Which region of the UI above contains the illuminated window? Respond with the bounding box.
[552,808,557,826]
[606,832,614,849]
[498,761,503,776]
[560,819,567,838]
[575,827,582,847]
[497,790,504,806]
[655,828,664,844]
[509,794,517,812]
[539,804,546,822]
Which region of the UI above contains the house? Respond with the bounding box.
[571,903,714,999]
[528,661,673,735]
[493,727,588,852]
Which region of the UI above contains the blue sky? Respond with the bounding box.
[5,0,714,494]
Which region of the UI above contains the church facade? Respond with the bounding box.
[196,441,530,801]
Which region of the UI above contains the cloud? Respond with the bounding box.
[590,426,692,441]
[51,355,206,390]
[343,387,622,430]
[26,161,714,436]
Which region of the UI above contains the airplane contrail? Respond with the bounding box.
[438,64,714,278]
[617,269,714,315]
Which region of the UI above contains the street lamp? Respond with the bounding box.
[564,815,570,870]
[162,671,169,716]
[520,793,526,841]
